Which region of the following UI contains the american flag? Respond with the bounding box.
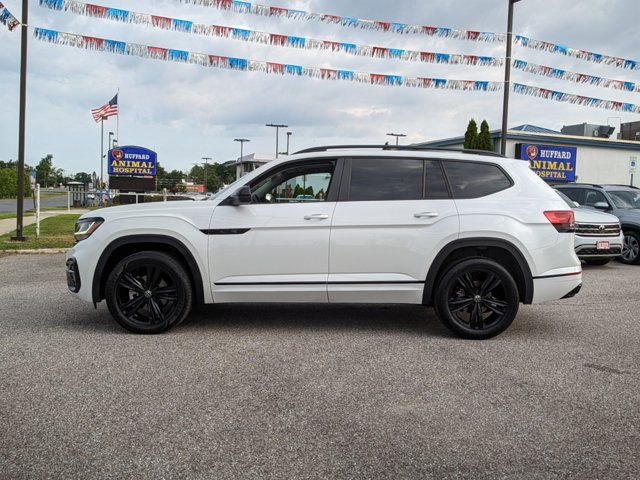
[91,94,118,122]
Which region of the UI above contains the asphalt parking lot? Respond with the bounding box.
[1,254,639,479]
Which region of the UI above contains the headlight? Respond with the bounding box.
[74,217,104,242]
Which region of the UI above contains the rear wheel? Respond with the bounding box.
[105,251,193,334]
[584,258,612,266]
[434,259,519,340]
[620,231,640,265]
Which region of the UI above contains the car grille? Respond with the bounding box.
[575,223,621,237]
[576,247,622,256]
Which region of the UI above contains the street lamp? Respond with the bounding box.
[500,0,523,156]
[266,123,288,159]
[202,157,212,192]
[386,133,407,146]
[108,131,115,150]
[234,139,250,177]
[286,132,293,155]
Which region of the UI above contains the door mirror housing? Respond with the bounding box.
[229,185,252,206]
[593,201,610,211]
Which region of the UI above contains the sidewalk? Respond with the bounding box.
[0,209,89,236]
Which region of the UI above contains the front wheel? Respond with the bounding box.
[434,259,519,340]
[620,231,640,265]
[105,251,194,334]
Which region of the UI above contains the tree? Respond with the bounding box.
[74,172,92,184]
[36,154,53,187]
[464,119,479,150]
[478,120,493,152]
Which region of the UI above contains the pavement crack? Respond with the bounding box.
[583,363,629,375]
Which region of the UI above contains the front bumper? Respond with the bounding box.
[575,233,624,258]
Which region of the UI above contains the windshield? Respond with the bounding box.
[555,190,576,209]
[608,190,640,209]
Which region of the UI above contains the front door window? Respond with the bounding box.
[250,162,335,204]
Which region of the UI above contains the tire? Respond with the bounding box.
[620,231,640,265]
[105,251,194,334]
[434,258,519,340]
[584,258,612,266]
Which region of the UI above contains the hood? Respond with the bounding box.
[573,207,619,224]
[80,198,221,221]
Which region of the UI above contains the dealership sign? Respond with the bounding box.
[516,143,577,182]
[108,146,157,177]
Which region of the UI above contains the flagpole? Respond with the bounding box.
[116,87,120,145]
[100,117,104,188]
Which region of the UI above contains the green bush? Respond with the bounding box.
[0,168,31,199]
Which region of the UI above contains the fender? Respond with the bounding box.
[92,234,206,305]
[423,237,534,306]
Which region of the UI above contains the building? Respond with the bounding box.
[420,124,639,186]
[620,121,640,142]
[236,153,275,179]
[560,123,615,139]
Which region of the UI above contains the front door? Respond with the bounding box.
[209,159,339,303]
[328,157,459,303]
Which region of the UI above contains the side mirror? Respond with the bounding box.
[593,202,610,211]
[229,185,252,206]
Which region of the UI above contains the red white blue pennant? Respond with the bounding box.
[38,0,504,67]
[32,28,640,114]
[0,2,20,31]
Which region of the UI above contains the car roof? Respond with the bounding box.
[554,183,639,191]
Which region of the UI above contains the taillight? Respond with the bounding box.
[544,210,575,233]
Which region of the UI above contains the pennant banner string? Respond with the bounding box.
[31,27,640,114]
[172,0,639,71]
[174,0,505,42]
[514,35,638,71]
[37,0,504,67]
[513,59,640,93]
[0,2,20,31]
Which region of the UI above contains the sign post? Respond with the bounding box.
[35,183,40,238]
[631,156,637,187]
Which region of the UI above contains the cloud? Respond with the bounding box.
[0,0,638,174]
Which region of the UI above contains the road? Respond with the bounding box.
[1,254,638,479]
[0,194,68,214]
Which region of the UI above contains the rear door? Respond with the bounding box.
[328,157,459,304]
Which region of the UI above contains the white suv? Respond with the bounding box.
[66,146,582,339]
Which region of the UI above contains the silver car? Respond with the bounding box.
[557,191,623,265]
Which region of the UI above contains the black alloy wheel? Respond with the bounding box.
[105,251,193,334]
[434,258,519,340]
[620,231,640,265]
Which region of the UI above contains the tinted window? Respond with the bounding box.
[349,158,423,201]
[425,160,450,199]
[250,161,335,204]
[608,190,640,209]
[583,189,609,207]
[443,161,512,199]
[557,188,584,205]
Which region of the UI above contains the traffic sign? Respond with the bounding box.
[630,156,638,174]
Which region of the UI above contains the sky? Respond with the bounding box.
[0,0,639,175]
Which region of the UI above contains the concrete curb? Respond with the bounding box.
[0,248,69,255]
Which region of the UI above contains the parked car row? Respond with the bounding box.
[553,184,640,265]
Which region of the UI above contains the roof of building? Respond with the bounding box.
[510,124,561,134]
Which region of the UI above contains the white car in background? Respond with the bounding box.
[66,146,582,339]
[556,190,623,265]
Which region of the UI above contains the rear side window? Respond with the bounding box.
[349,158,423,201]
[425,160,450,200]
[557,188,584,205]
[443,161,512,199]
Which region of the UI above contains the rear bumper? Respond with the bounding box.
[531,270,582,304]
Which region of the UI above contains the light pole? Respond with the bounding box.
[12,0,29,241]
[202,157,212,192]
[286,131,293,155]
[109,131,114,150]
[500,0,523,156]
[234,139,250,177]
[266,123,288,158]
[386,133,407,146]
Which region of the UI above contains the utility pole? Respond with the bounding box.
[286,131,293,155]
[202,157,212,192]
[12,0,29,242]
[500,0,523,156]
[266,123,288,159]
[100,117,105,188]
[234,139,250,177]
[386,133,407,146]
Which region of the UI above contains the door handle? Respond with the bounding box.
[304,214,330,221]
[414,212,439,219]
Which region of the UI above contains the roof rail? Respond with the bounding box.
[293,145,506,158]
[602,184,639,189]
